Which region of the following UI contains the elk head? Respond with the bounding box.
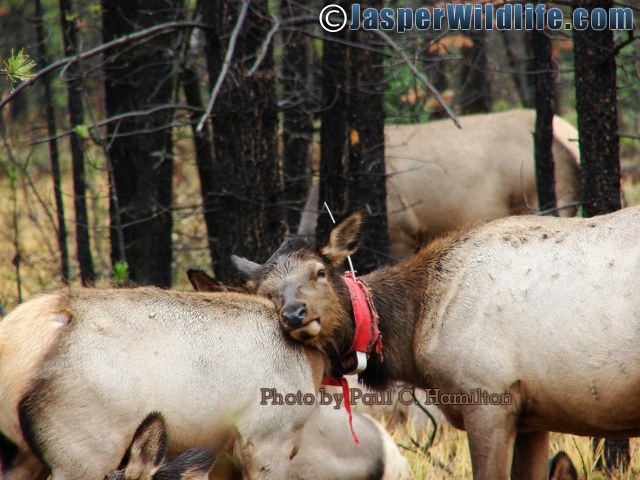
[230,211,364,354]
[106,412,214,480]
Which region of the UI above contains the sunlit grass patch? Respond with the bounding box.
[390,419,640,479]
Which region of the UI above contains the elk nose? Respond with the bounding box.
[281,304,307,328]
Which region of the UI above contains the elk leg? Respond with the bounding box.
[464,405,517,480]
[511,431,549,480]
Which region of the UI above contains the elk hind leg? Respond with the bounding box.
[464,406,517,480]
[511,431,549,480]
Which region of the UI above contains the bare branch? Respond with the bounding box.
[0,21,209,111]
[374,29,461,129]
[33,103,203,144]
[248,14,280,77]
[197,0,250,132]
[607,29,636,61]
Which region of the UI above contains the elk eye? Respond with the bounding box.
[317,268,326,279]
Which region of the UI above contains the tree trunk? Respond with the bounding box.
[102,0,181,287]
[1,5,29,121]
[501,30,535,108]
[59,0,95,286]
[202,0,284,281]
[181,67,221,277]
[36,0,69,284]
[573,0,621,218]
[347,3,388,272]
[280,0,313,231]
[317,4,349,244]
[458,30,492,114]
[530,28,557,215]
[573,0,625,469]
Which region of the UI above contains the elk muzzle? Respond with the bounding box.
[281,303,307,329]
[279,299,321,341]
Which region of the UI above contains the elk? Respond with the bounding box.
[186,270,411,480]
[188,270,439,432]
[105,412,214,480]
[547,451,577,480]
[1,284,412,480]
[299,109,580,256]
[0,288,323,480]
[232,207,640,480]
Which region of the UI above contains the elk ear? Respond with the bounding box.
[187,269,223,292]
[548,451,577,480]
[125,412,168,479]
[168,448,215,480]
[230,255,262,281]
[321,210,363,266]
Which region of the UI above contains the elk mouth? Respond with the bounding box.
[280,317,321,342]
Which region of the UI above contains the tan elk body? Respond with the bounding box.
[299,109,580,255]
[0,288,323,480]
[0,286,411,480]
[232,206,640,480]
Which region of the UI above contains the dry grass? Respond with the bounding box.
[389,419,640,479]
[0,128,209,309]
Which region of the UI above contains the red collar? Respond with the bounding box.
[321,272,384,446]
[341,272,383,372]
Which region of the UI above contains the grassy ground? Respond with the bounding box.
[0,133,211,307]
[390,420,640,479]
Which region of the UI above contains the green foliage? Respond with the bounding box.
[74,124,90,139]
[87,2,102,17]
[7,167,20,188]
[64,10,78,23]
[1,49,37,89]
[112,261,129,285]
[385,64,431,124]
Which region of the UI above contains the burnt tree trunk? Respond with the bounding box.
[317,3,349,244]
[458,30,492,114]
[347,5,388,272]
[36,0,69,283]
[181,67,220,276]
[530,28,557,215]
[102,0,181,287]
[59,0,95,285]
[573,0,625,469]
[574,1,621,218]
[202,0,283,281]
[280,0,313,231]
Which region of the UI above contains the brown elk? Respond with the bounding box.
[186,270,412,480]
[232,207,640,480]
[299,109,580,256]
[105,412,214,480]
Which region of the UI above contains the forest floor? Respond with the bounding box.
[393,419,640,479]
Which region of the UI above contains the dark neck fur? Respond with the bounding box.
[356,262,425,390]
[352,232,467,390]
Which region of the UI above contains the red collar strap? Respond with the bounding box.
[341,271,383,370]
[321,271,384,446]
[321,376,358,445]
